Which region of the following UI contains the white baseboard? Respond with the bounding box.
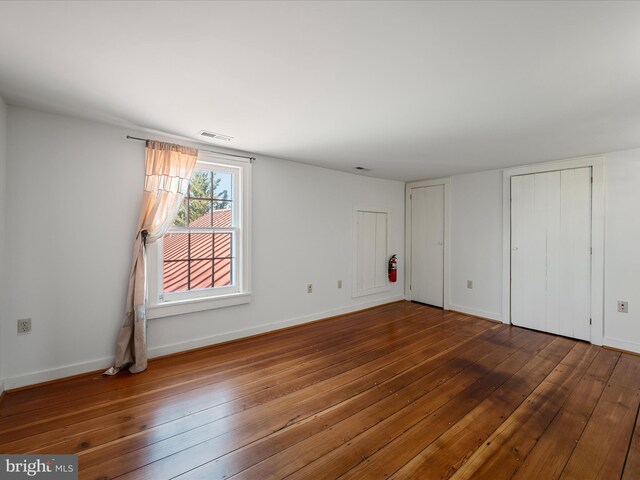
[3,295,404,390]
[3,357,114,390]
[603,336,640,355]
[147,294,404,358]
[448,304,503,323]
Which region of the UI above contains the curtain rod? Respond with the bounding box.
[126,135,256,161]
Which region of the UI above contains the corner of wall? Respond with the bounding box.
[0,95,7,395]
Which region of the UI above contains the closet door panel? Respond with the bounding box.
[424,185,444,307]
[510,175,525,327]
[559,167,592,341]
[544,171,562,336]
[411,187,429,304]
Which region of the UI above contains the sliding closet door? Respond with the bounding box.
[411,185,444,307]
[511,167,591,341]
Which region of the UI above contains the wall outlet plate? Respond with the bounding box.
[467,280,473,289]
[18,318,32,334]
[618,301,628,313]
[307,284,313,294]
[338,280,343,289]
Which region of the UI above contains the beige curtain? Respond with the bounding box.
[105,141,198,375]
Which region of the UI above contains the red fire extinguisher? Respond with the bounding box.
[388,255,398,282]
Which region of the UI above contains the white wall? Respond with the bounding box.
[447,151,640,352]
[602,149,640,352]
[0,95,7,394]
[2,106,405,388]
[449,170,503,321]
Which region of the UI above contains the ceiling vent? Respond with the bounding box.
[198,130,233,141]
[354,166,372,171]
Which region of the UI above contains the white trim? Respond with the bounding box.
[3,356,114,390]
[163,283,239,303]
[149,294,403,358]
[198,151,252,165]
[405,177,451,310]
[448,304,503,323]
[147,292,252,319]
[502,155,605,346]
[603,336,640,355]
[3,295,403,390]
[352,206,392,298]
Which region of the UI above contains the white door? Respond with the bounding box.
[511,167,592,341]
[411,185,444,307]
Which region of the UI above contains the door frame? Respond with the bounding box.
[405,177,451,309]
[502,155,605,345]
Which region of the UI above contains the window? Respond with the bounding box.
[147,152,251,318]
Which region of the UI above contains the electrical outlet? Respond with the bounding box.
[467,280,473,289]
[307,284,313,294]
[338,280,343,289]
[618,301,628,313]
[17,318,32,334]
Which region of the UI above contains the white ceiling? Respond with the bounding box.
[0,1,639,181]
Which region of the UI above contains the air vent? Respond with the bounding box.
[354,166,372,171]
[198,130,233,141]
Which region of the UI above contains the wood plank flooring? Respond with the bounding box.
[1,301,639,479]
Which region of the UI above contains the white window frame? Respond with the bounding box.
[147,151,252,319]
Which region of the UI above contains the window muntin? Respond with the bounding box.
[162,232,234,292]
[158,161,242,302]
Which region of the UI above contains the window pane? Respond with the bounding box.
[212,203,232,227]
[163,233,188,261]
[159,164,243,300]
[214,258,232,287]
[189,171,212,199]
[190,260,213,290]
[213,172,232,202]
[174,199,187,227]
[190,233,213,259]
[214,233,233,258]
[188,199,212,227]
[164,261,188,292]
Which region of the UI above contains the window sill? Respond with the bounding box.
[147,292,252,319]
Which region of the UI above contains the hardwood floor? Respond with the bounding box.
[1,301,639,479]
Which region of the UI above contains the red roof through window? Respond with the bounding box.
[163,209,233,292]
